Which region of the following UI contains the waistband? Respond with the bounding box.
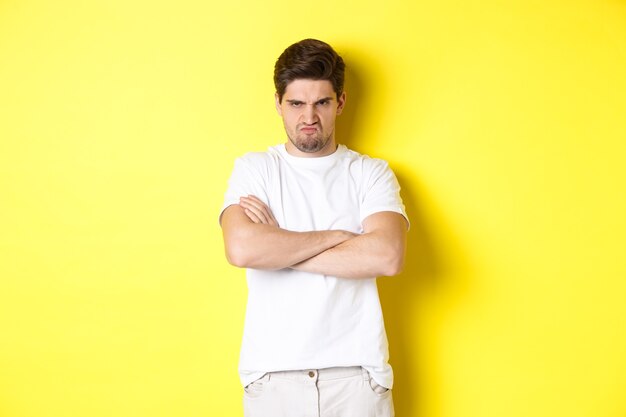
[267,366,368,383]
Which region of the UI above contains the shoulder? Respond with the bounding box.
[236,149,276,165]
[341,146,389,165]
[233,146,283,170]
[340,146,392,176]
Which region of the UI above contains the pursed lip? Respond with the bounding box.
[299,125,318,133]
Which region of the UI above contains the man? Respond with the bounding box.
[219,38,408,417]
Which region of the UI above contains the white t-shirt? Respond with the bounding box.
[220,144,408,389]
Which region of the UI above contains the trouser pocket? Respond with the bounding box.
[243,374,269,399]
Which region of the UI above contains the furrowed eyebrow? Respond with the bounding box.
[285,97,334,105]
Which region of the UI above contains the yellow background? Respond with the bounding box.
[1,0,625,416]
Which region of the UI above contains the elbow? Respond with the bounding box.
[382,260,404,277]
[224,235,253,268]
[380,250,405,277]
[225,248,248,268]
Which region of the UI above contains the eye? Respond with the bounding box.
[317,100,330,106]
[290,102,302,108]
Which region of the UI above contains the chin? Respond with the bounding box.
[295,137,326,153]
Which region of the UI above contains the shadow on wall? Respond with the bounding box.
[336,53,458,417]
[380,172,444,417]
[334,60,359,152]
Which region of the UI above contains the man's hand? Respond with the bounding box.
[239,195,279,227]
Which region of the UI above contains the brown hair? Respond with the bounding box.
[274,39,345,103]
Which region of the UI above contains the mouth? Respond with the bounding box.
[300,126,318,134]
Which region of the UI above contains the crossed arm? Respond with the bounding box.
[220,196,408,279]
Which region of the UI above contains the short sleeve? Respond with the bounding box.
[360,159,409,228]
[219,155,269,224]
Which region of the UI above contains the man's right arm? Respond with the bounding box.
[220,202,355,270]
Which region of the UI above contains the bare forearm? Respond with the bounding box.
[230,226,353,270]
[222,199,407,276]
[291,231,405,279]
[221,205,354,270]
[292,212,408,279]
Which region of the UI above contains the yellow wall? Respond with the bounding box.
[1,1,625,416]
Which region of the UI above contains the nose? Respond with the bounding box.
[302,104,318,124]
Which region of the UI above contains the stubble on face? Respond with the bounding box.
[286,125,334,154]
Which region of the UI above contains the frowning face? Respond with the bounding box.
[275,79,346,158]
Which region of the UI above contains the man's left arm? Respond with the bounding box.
[290,211,408,279]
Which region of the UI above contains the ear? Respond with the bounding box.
[275,93,282,116]
[336,91,346,115]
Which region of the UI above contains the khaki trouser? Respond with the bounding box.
[243,366,394,417]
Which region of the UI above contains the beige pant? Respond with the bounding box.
[243,366,394,417]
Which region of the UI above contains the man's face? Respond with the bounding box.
[275,79,346,157]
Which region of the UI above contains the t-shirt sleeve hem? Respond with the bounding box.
[218,201,240,225]
[360,207,410,230]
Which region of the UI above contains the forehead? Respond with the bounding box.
[283,79,336,100]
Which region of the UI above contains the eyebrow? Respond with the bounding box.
[285,97,334,105]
